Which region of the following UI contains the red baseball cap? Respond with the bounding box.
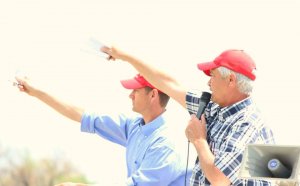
[121,74,161,91]
[197,49,256,80]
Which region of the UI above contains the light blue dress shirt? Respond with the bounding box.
[81,112,190,186]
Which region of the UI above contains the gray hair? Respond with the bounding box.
[217,66,254,95]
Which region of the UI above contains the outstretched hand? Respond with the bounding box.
[14,76,38,97]
[101,46,127,61]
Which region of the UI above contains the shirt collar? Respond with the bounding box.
[140,113,166,136]
[218,96,253,121]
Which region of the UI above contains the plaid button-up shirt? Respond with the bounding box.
[186,91,275,186]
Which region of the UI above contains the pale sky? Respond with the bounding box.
[1,0,300,184]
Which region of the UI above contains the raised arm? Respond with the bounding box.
[15,77,84,123]
[102,47,187,108]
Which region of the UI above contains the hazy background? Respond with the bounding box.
[1,0,299,184]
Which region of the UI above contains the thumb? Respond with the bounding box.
[15,76,24,84]
[190,114,196,119]
[101,46,110,54]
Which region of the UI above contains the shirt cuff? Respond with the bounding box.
[80,112,96,133]
[125,177,135,186]
[214,152,242,183]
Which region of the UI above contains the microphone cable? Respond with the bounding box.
[184,141,190,186]
[185,91,211,186]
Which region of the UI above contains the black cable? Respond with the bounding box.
[184,141,190,186]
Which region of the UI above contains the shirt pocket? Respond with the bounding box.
[209,131,231,155]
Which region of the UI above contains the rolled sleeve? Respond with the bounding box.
[81,112,97,133]
[80,112,131,147]
[214,151,243,183]
[214,122,260,183]
[186,91,202,115]
[125,178,135,186]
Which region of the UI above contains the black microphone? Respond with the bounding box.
[196,91,212,119]
[185,91,212,185]
[193,91,212,165]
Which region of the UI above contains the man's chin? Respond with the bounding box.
[210,95,216,103]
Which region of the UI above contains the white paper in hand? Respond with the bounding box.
[81,37,109,59]
[8,69,26,87]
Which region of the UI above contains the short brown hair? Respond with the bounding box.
[144,87,170,107]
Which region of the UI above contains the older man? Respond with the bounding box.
[103,47,275,185]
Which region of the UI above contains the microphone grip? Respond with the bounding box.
[195,91,211,119]
[196,100,207,119]
[194,91,211,164]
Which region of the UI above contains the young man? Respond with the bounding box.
[15,74,190,186]
[102,47,275,185]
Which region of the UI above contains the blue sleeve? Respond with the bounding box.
[80,112,132,147]
[125,139,184,186]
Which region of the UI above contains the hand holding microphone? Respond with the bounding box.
[185,92,211,143]
[186,114,207,143]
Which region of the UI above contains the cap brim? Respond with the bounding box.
[120,79,144,89]
[197,61,218,76]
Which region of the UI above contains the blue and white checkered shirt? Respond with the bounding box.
[186,90,275,186]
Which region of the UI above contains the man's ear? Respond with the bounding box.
[228,73,237,87]
[151,89,159,98]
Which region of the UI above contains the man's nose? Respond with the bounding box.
[129,91,134,99]
[207,79,211,87]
